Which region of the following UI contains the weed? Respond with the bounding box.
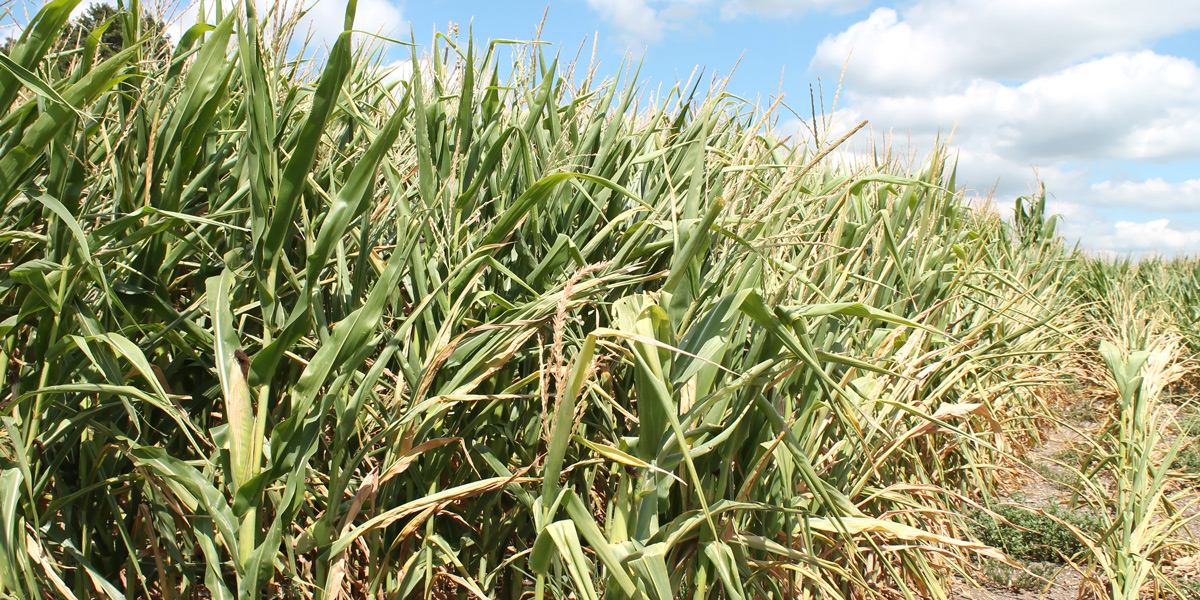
[971,504,1100,563]
[1174,577,1200,600]
[1060,400,1101,424]
[1175,442,1200,475]
[1175,406,1200,437]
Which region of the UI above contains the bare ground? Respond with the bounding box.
[956,568,1084,600]
[953,418,1098,599]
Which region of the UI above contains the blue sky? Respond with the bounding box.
[5,0,1200,255]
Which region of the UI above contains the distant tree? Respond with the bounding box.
[1,3,171,76]
[60,3,127,60]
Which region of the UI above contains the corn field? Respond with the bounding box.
[0,1,1197,599]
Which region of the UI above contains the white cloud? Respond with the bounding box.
[296,0,404,46]
[720,0,864,18]
[377,56,438,87]
[1089,178,1200,212]
[381,58,413,84]
[156,0,403,48]
[586,0,666,44]
[812,1,1200,93]
[1060,216,1200,256]
[1010,52,1200,161]
[1106,219,1200,254]
[781,107,1200,255]
[823,51,1200,203]
[978,172,1200,254]
[726,0,1200,256]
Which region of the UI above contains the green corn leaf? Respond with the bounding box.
[541,333,596,514]
[0,42,140,202]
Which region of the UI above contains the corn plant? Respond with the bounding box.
[0,1,1100,599]
[1040,337,1200,600]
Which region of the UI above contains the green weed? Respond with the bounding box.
[971,504,1100,563]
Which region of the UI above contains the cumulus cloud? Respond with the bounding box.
[954,167,1200,254]
[808,49,1200,247]
[1106,220,1200,254]
[381,58,414,83]
[297,0,404,44]
[812,0,1200,93]
[800,0,1200,255]
[155,0,403,48]
[377,56,441,87]
[834,52,1200,166]
[1089,178,1200,212]
[1059,215,1200,256]
[585,0,668,44]
[781,108,1200,255]
[1011,52,1200,161]
[720,0,865,18]
[219,0,405,46]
